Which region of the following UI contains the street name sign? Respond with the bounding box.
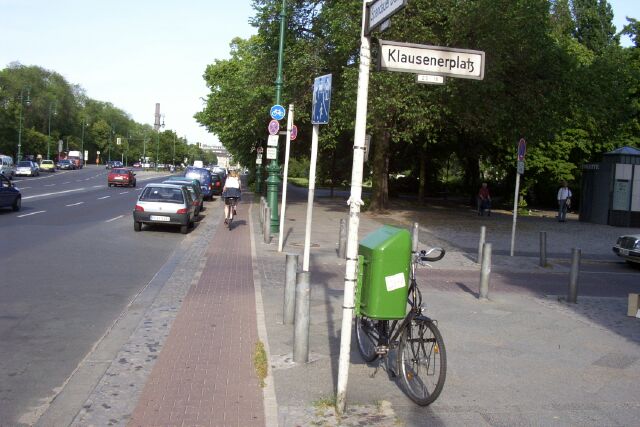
[379,40,485,80]
[267,134,279,147]
[416,74,445,85]
[367,0,407,35]
[266,147,277,160]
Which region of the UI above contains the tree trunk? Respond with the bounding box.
[370,130,390,212]
[418,145,426,203]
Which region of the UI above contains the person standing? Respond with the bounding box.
[477,182,491,216]
[557,180,572,222]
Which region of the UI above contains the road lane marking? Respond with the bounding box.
[98,196,111,200]
[63,181,71,184]
[44,184,56,187]
[106,215,124,223]
[23,188,86,200]
[17,210,46,218]
[93,185,102,188]
[119,191,129,194]
[66,202,85,207]
[19,186,31,189]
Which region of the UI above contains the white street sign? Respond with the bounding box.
[267,134,279,147]
[416,74,445,85]
[266,147,277,159]
[256,157,263,165]
[379,40,485,80]
[368,0,407,34]
[116,137,122,145]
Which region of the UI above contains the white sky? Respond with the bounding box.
[0,0,636,147]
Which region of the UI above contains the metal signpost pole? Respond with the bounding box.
[510,139,526,256]
[336,0,371,414]
[278,104,294,252]
[302,124,319,271]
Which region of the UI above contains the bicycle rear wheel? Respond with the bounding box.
[397,318,446,406]
[355,316,382,362]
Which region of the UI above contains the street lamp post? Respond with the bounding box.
[172,133,176,167]
[81,118,88,167]
[155,115,165,171]
[17,87,31,161]
[47,101,56,160]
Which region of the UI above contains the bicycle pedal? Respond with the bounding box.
[375,346,389,355]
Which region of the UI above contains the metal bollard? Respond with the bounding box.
[479,242,492,299]
[293,271,310,363]
[338,218,347,258]
[478,226,486,263]
[540,231,547,267]
[283,254,298,325]
[412,222,419,253]
[568,248,581,303]
[261,197,267,227]
[263,206,271,243]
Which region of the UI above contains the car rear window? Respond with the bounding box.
[140,187,184,203]
[112,169,128,174]
[18,161,31,166]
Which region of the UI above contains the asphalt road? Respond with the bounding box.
[0,165,189,425]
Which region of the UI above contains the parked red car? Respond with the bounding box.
[108,168,137,187]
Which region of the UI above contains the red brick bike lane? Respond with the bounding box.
[128,202,265,427]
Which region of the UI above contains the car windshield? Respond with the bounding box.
[140,187,184,203]
[18,161,31,167]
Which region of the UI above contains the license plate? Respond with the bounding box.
[620,248,629,256]
[150,215,170,222]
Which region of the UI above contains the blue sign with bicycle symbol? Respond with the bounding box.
[311,74,332,125]
[270,104,286,121]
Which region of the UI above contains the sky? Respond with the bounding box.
[0,1,636,147]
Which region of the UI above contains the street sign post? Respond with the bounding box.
[366,0,408,35]
[511,138,527,257]
[266,147,277,160]
[278,105,295,252]
[379,40,485,80]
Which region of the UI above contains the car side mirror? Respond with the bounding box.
[133,173,136,176]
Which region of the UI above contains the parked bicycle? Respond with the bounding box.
[355,246,446,406]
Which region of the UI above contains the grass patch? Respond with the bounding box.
[288,177,309,187]
[253,341,268,388]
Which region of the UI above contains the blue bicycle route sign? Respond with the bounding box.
[311,74,332,125]
[270,104,286,121]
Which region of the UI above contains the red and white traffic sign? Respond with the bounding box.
[268,120,279,135]
[290,125,298,141]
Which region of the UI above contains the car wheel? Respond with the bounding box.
[134,221,142,232]
[180,224,188,234]
[12,196,21,212]
[108,183,112,187]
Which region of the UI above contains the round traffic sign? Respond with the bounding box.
[270,104,285,121]
[256,147,264,154]
[268,120,279,135]
[290,125,298,141]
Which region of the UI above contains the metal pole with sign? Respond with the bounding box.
[336,1,372,414]
[278,104,295,252]
[510,138,526,256]
[302,74,331,271]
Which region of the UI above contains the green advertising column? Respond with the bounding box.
[255,163,263,194]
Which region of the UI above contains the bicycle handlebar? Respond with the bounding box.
[418,247,445,262]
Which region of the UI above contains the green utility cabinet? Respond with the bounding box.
[356,225,411,320]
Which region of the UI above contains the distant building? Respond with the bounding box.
[201,144,235,169]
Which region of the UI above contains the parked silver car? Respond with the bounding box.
[612,234,640,264]
[133,183,195,234]
[15,160,40,177]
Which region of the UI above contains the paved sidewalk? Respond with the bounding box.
[127,201,265,426]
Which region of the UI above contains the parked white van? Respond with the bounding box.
[0,155,16,179]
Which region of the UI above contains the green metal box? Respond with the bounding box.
[356,225,411,320]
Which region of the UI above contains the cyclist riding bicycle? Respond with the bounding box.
[222,169,241,224]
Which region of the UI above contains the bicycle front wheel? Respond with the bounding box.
[397,318,446,406]
[355,316,382,363]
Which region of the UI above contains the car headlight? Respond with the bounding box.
[634,240,640,250]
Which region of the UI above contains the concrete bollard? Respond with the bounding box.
[412,222,419,253]
[478,226,486,264]
[568,248,581,303]
[293,271,310,363]
[263,206,271,243]
[338,218,347,258]
[479,242,492,299]
[539,231,547,267]
[283,254,298,325]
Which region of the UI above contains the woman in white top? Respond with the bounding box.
[557,180,572,222]
[222,170,241,223]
